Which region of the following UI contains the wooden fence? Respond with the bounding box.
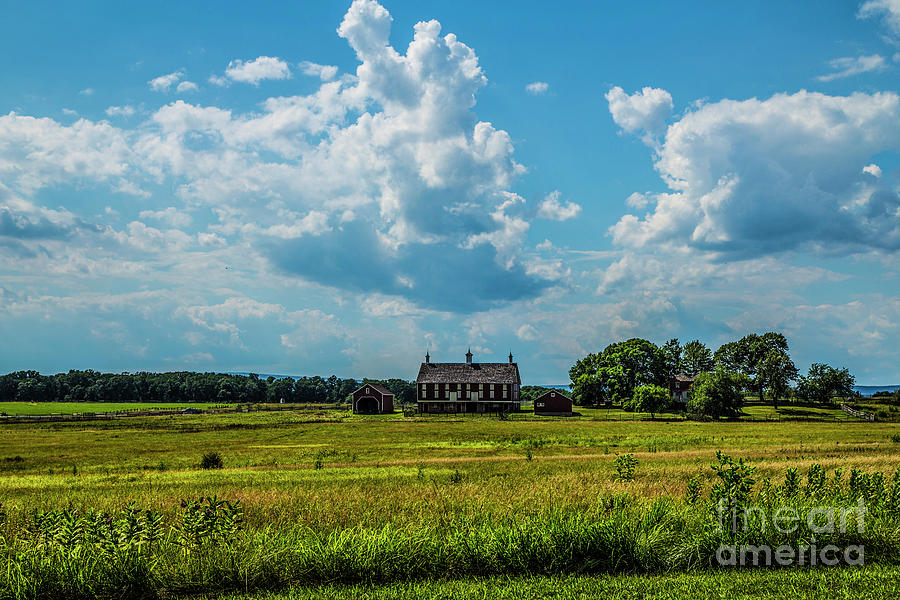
[840,404,876,421]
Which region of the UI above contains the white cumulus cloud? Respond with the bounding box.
[148,71,184,92]
[224,56,291,85]
[298,61,338,81]
[863,163,883,177]
[537,190,581,221]
[606,86,673,142]
[176,80,199,93]
[608,89,900,256]
[526,81,549,95]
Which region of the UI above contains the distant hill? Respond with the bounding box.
[854,385,900,396]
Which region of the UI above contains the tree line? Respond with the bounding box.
[0,370,362,405]
[569,333,856,418]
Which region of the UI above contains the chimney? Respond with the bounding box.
[466,347,473,365]
[425,349,430,364]
[509,351,514,364]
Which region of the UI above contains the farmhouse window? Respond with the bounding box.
[503,385,508,399]
[420,386,425,399]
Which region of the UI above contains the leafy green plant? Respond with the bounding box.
[783,467,799,497]
[710,451,755,534]
[806,463,825,496]
[613,453,637,481]
[686,474,702,504]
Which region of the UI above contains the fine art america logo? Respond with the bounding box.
[715,498,867,567]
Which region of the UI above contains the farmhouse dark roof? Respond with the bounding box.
[416,362,521,385]
[671,374,696,383]
[356,383,395,396]
[537,389,571,400]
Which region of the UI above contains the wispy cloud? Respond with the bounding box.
[859,0,900,37]
[817,54,887,82]
[525,81,549,95]
[105,105,135,117]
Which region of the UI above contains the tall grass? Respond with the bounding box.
[2,459,899,599]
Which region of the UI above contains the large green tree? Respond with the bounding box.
[568,353,604,406]
[681,340,714,376]
[662,338,683,376]
[687,369,749,419]
[713,332,796,405]
[758,351,798,409]
[569,339,667,406]
[795,364,855,404]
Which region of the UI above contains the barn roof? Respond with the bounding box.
[355,383,395,396]
[536,389,571,400]
[416,362,521,385]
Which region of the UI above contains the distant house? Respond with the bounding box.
[352,384,395,414]
[533,389,572,416]
[669,374,696,404]
[416,349,521,414]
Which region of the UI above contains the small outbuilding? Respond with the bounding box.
[351,383,395,415]
[533,389,573,416]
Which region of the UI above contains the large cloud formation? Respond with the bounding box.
[608,88,900,257]
[0,0,566,313]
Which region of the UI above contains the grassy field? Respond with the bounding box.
[209,565,900,599]
[0,408,897,598]
[0,401,228,415]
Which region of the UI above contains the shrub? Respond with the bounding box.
[891,433,900,443]
[200,452,224,470]
[613,453,637,481]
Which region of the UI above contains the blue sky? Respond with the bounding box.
[1,0,899,384]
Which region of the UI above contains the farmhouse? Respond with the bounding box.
[533,389,573,416]
[669,374,695,404]
[351,383,395,414]
[416,349,521,414]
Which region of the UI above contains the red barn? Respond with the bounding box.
[351,383,395,414]
[533,389,573,416]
